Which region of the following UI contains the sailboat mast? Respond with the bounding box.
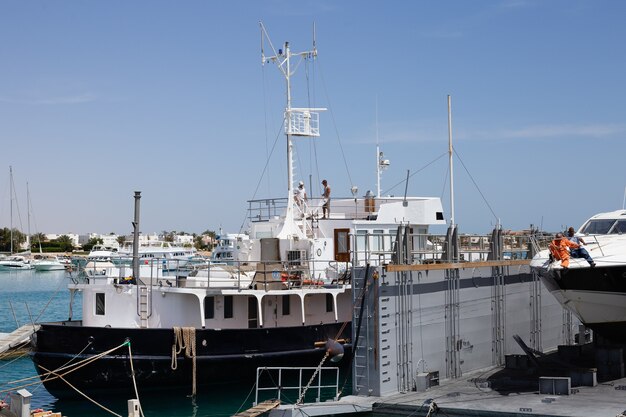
[9,166,13,254]
[447,95,455,227]
[26,182,31,250]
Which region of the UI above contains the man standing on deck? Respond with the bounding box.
[321,179,331,219]
[294,181,307,213]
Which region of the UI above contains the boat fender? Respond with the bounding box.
[326,339,344,362]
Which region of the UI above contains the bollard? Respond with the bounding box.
[128,399,140,417]
[9,389,32,417]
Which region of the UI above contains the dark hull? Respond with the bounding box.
[538,264,626,343]
[540,264,626,293]
[31,321,351,398]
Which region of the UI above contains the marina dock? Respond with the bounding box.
[0,325,39,355]
[370,366,626,417]
[267,366,626,417]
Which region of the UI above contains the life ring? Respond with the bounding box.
[316,248,322,257]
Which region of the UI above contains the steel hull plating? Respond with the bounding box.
[31,321,351,397]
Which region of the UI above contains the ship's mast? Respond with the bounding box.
[285,41,294,203]
[260,22,325,237]
[375,100,389,198]
[447,95,455,227]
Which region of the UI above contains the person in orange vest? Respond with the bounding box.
[549,232,580,269]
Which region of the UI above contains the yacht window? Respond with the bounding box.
[326,293,334,313]
[580,220,615,234]
[611,220,626,234]
[282,295,290,316]
[95,293,105,316]
[224,295,233,319]
[204,296,215,319]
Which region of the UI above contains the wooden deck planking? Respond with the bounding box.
[232,399,280,417]
[0,324,39,354]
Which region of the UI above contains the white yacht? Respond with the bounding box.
[114,240,196,270]
[209,233,249,265]
[33,256,68,271]
[0,255,33,271]
[531,209,626,343]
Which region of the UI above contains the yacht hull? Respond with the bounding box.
[31,321,351,397]
[536,264,626,342]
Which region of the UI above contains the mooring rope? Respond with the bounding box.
[39,365,122,417]
[4,340,144,416]
[171,326,197,397]
[1,341,128,394]
[127,342,145,417]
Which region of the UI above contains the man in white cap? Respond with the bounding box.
[294,180,307,212]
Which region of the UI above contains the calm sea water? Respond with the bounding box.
[0,269,352,417]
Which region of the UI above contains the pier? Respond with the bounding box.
[0,325,39,355]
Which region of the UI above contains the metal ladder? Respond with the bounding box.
[352,267,371,395]
[138,286,150,328]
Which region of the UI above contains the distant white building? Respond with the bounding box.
[77,233,121,249]
[174,234,194,246]
[49,232,195,249]
[45,233,81,248]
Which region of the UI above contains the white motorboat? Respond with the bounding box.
[530,209,626,342]
[33,256,68,271]
[0,255,33,271]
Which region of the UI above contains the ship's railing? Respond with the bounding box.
[253,366,340,406]
[352,230,549,266]
[72,256,351,291]
[248,196,398,222]
[247,198,289,222]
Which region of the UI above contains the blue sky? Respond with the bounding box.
[0,1,625,236]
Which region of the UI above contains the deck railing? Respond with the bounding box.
[71,230,551,290]
[253,366,340,405]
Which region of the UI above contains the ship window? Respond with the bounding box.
[224,295,233,319]
[372,230,384,252]
[334,228,350,263]
[436,212,444,220]
[356,231,367,255]
[282,295,290,316]
[204,296,215,319]
[95,293,105,316]
[326,293,334,313]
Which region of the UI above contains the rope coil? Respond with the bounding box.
[171,327,197,397]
